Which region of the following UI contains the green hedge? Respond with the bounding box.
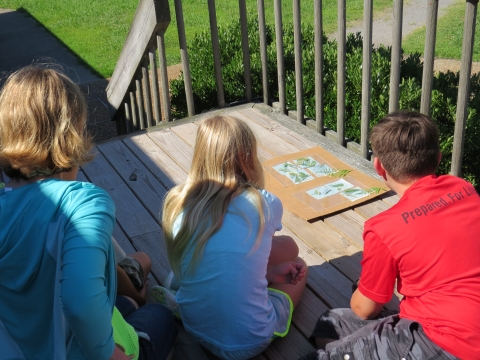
[170,19,480,186]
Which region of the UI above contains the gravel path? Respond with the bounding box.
[344,0,459,48]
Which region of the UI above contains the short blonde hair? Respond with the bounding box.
[0,65,93,179]
[163,115,266,276]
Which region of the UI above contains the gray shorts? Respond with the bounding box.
[300,308,457,360]
[117,256,144,291]
[191,288,293,360]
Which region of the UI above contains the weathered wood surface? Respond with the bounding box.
[80,105,399,360]
[107,0,171,114]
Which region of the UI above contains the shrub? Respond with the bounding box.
[170,18,480,186]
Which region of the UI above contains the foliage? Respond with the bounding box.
[171,19,480,186]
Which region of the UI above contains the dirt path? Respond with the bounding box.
[344,0,459,48]
[344,0,480,74]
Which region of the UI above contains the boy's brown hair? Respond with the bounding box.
[370,111,440,184]
[0,65,93,179]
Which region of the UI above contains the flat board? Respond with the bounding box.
[263,147,388,220]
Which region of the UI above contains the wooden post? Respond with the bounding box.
[174,0,195,116]
[420,0,439,116]
[361,0,373,159]
[157,31,172,122]
[293,0,304,125]
[135,78,146,130]
[314,0,324,134]
[149,47,162,125]
[337,0,346,146]
[107,0,170,120]
[451,0,478,176]
[116,113,124,135]
[274,0,286,114]
[389,0,403,113]
[125,102,133,133]
[258,0,269,104]
[239,0,252,102]
[208,0,226,108]
[130,91,139,131]
[142,60,154,128]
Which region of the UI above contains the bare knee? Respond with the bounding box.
[270,235,299,264]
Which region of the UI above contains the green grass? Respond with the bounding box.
[0,0,138,77]
[402,0,480,62]
[0,0,392,78]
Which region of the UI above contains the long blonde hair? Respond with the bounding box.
[0,65,92,179]
[162,115,265,276]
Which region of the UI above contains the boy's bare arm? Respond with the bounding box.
[350,289,384,320]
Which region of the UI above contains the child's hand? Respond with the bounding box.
[267,262,306,285]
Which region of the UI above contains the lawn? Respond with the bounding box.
[402,0,480,62]
[0,0,392,78]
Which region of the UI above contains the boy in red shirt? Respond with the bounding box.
[301,111,480,359]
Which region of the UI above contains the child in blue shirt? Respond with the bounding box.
[153,115,308,360]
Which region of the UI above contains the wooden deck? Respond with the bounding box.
[79,103,400,360]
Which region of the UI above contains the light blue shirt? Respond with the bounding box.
[0,179,116,359]
[174,189,283,351]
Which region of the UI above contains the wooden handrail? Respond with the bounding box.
[106,0,170,118]
[107,0,477,177]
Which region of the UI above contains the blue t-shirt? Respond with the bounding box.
[174,189,283,351]
[0,179,116,359]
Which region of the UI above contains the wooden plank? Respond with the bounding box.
[264,325,314,360]
[131,230,170,283]
[170,122,198,146]
[77,168,138,254]
[238,108,311,150]
[173,323,211,360]
[278,227,352,309]
[107,0,171,114]
[283,211,362,281]
[112,223,137,255]
[81,150,160,238]
[147,129,193,172]
[231,111,301,157]
[293,288,329,339]
[124,134,188,189]
[98,140,168,220]
[324,210,365,250]
[354,199,391,219]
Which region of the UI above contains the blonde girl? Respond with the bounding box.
[153,115,307,360]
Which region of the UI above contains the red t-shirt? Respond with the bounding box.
[358,175,480,359]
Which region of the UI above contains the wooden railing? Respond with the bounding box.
[107,0,478,178]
